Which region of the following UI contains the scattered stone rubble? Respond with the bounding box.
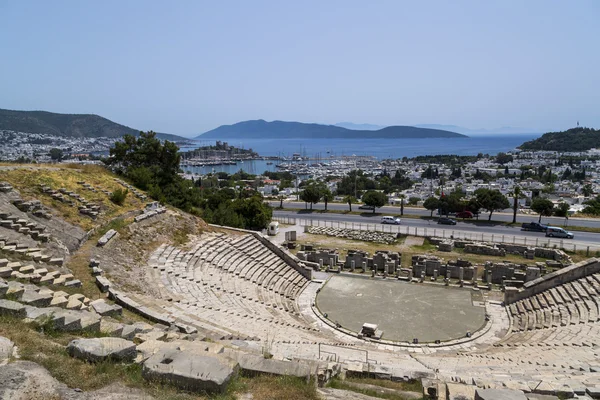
[0,212,51,242]
[134,201,167,222]
[307,226,398,244]
[115,178,147,201]
[428,237,571,263]
[40,185,102,219]
[0,182,13,193]
[97,229,117,247]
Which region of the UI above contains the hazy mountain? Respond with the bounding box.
[0,108,187,141]
[415,124,543,135]
[196,120,467,139]
[334,122,385,131]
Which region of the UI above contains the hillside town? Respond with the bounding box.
[2,130,600,217]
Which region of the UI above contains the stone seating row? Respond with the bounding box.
[146,237,315,339]
[1,278,93,312]
[507,273,600,332]
[0,212,50,242]
[114,178,147,201]
[416,343,600,397]
[0,257,77,288]
[134,207,167,222]
[0,282,177,342]
[41,185,103,219]
[157,235,308,302]
[0,239,63,266]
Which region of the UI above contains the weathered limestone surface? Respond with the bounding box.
[66,337,137,363]
[475,388,528,400]
[0,299,26,318]
[0,336,14,364]
[447,383,476,400]
[90,299,122,317]
[142,349,239,393]
[236,353,313,377]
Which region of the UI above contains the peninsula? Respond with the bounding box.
[0,108,187,141]
[518,127,600,152]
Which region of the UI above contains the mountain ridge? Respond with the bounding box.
[0,108,187,141]
[196,119,468,139]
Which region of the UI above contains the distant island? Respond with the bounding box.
[518,127,600,152]
[196,120,468,139]
[0,108,187,141]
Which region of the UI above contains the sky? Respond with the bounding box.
[1,1,599,137]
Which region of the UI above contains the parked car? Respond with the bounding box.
[437,217,457,225]
[381,216,401,225]
[545,226,574,239]
[358,205,375,210]
[456,211,474,218]
[521,222,548,232]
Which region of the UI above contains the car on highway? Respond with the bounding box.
[545,226,574,239]
[358,205,375,211]
[437,217,457,225]
[521,222,548,232]
[456,211,474,219]
[381,216,401,224]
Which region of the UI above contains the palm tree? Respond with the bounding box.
[398,194,406,216]
[511,186,522,224]
[277,194,286,209]
[343,195,356,212]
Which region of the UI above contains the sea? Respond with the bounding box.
[180,134,539,175]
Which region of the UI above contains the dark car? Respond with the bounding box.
[521,222,548,232]
[437,217,457,225]
[358,205,375,210]
[456,211,474,218]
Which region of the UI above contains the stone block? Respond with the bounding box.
[90,299,123,317]
[67,337,137,362]
[49,258,64,266]
[97,229,117,247]
[0,299,26,318]
[475,388,528,400]
[142,349,239,393]
[447,383,476,400]
[50,296,68,308]
[19,290,53,307]
[237,353,313,377]
[0,336,14,363]
[64,279,82,288]
[95,276,111,292]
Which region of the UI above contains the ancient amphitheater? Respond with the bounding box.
[0,167,599,400]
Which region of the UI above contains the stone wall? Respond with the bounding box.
[504,258,600,304]
[208,224,313,280]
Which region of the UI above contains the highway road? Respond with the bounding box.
[268,201,600,229]
[272,208,600,250]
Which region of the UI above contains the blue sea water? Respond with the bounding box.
[180,134,539,175]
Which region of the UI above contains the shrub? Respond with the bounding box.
[109,188,128,206]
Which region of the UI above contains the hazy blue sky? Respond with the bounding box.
[1,1,598,136]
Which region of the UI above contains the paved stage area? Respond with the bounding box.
[316,275,486,342]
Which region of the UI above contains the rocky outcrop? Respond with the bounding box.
[0,360,154,399]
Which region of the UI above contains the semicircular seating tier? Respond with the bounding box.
[146,233,327,342]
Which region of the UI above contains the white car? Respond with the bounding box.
[381,216,401,225]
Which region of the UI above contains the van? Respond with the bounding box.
[267,221,279,236]
[381,216,401,225]
[545,226,574,239]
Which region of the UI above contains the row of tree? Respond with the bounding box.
[107,132,272,230]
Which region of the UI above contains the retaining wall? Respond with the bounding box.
[504,258,600,305]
